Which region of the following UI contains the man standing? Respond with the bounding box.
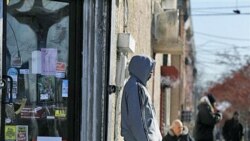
[222,111,244,141]
[162,119,193,141]
[121,55,162,141]
[193,93,222,141]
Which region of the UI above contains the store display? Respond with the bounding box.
[2,1,70,140]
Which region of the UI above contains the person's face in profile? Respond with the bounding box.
[147,71,153,80]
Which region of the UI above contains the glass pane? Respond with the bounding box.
[5,0,69,140]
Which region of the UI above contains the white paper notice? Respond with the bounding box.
[37,136,62,141]
[41,48,57,75]
[32,50,41,74]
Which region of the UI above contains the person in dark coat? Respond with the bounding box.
[193,94,222,141]
[121,55,162,141]
[222,111,244,141]
[163,119,193,141]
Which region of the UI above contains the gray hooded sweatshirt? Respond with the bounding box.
[121,55,162,141]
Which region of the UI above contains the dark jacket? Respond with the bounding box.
[163,126,193,141]
[121,55,162,141]
[193,97,222,141]
[222,118,243,141]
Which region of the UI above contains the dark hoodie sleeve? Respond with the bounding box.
[126,84,148,141]
[198,104,221,126]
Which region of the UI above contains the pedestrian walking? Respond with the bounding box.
[193,93,222,141]
[162,119,193,141]
[121,55,162,141]
[222,111,244,141]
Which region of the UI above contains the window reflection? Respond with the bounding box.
[5,0,69,140]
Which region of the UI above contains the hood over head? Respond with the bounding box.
[128,55,155,85]
[207,93,216,106]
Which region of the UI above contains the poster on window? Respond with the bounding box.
[7,68,18,100]
[16,125,28,141]
[62,79,68,97]
[5,125,16,140]
[38,76,55,102]
[41,48,57,76]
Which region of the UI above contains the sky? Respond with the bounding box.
[190,0,250,86]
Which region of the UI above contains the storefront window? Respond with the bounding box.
[3,0,70,140]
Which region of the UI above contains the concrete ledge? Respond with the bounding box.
[153,40,184,55]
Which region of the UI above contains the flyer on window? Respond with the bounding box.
[62,79,68,97]
[38,76,55,102]
[16,125,28,141]
[41,48,57,76]
[5,125,16,140]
